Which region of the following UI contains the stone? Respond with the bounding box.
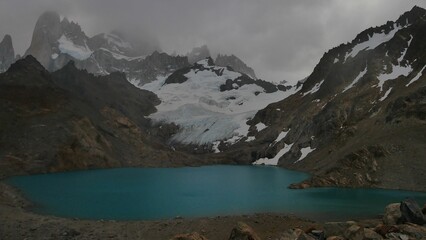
[400,198,426,225]
[363,228,383,240]
[172,232,208,240]
[228,222,261,240]
[277,228,315,240]
[399,223,426,239]
[309,229,325,240]
[343,225,364,240]
[374,224,400,237]
[383,203,402,225]
[325,237,344,240]
[324,221,355,237]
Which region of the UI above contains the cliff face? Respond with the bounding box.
[0,35,15,72]
[215,54,257,79]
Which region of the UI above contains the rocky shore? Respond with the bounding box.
[1,181,426,240]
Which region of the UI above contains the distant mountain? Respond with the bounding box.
[24,11,186,85]
[0,56,202,178]
[224,6,426,191]
[187,45,211,64]
[215,54,257,79]
[0,35,15,72]
[141,57,294,150]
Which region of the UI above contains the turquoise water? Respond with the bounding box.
[7,165,426,221]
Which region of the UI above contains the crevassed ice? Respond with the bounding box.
[142,61,299,145]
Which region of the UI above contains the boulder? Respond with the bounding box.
[228,222,261,240]
[363,228,383,240]
[383,203,402,225]
[374,224,400,237]
[325,237,344,240]
[324,221,356,237]
[400,198,426,225]
[172,232,208,240]
[399,223,426,239]
[277,228,315,240]
[343,225,364,240]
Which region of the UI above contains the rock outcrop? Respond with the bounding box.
[215,54,257,79]
[0,35,15,72]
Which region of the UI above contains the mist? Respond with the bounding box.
[1,0,425,83]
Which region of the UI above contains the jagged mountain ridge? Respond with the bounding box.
[215,54,257,79]
[222,6,426,191]
[24,11,187,85]
[0,56,211,178]
[0,35,16,72]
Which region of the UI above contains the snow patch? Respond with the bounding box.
[303,80,324,96]
[406,65,426,87]
[58,35,93,60]
[253,143,294,166]
[255,122,267,132]
[398,35,413,63]
[343,66,367,92]
[274,129,290,143]
[294,146,315,163]
[345,23,402,61]
[51,53,59,59]
[377,64,412,91]
[379,87,393,101]
[245,136,256,142]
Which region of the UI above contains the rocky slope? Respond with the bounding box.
[215,54,257,79]
[0,34,16,72]
[223,6,426,191]
[0,56,218,178]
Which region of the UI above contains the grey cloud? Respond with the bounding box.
[1,0,425,83]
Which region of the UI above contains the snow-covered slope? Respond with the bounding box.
[142,58,297,146]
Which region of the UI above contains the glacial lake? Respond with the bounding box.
[7,165,426,221]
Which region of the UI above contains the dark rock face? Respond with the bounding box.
[215,54,257,79]
[400,199,426,225]
[187,45,211,64]
[0,56,200,178]
[0,35,15,72]
[226,6,426,191]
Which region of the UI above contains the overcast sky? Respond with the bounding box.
[1,0,425,83]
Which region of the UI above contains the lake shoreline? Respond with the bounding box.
[1,181,326,239]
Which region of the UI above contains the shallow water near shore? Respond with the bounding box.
[7,165,426,221]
